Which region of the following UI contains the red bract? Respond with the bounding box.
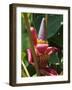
[27,47,58,76]
[30,27,37,46]
[36,44,58,56]
[36,44,48,55]
[27,49,34,65]
[27,45,58,67]
[40,67,58,76]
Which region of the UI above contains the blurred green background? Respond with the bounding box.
[21,13,63,77]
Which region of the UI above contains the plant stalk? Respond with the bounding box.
[23,13,40,76]
[21,60,30,77]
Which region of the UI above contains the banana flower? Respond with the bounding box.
[27,18,58,76]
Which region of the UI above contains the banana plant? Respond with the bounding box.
[27,18,59,76]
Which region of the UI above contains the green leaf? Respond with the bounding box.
[48,54,63,74]
[21,14,27,32]
[21,32,31,51]
[27,64,36,76]
[21,52,26,60]
[48,25,63,48]
[22,51,29,67]
[47,15,63,38]
[49,53,59,64]
[21,13,31,51]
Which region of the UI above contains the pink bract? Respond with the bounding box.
[40,67,58,76]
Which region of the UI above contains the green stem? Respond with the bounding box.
[21,60,30,77]
[23,13,40,76]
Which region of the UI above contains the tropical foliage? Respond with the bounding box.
[21,13,63,77]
